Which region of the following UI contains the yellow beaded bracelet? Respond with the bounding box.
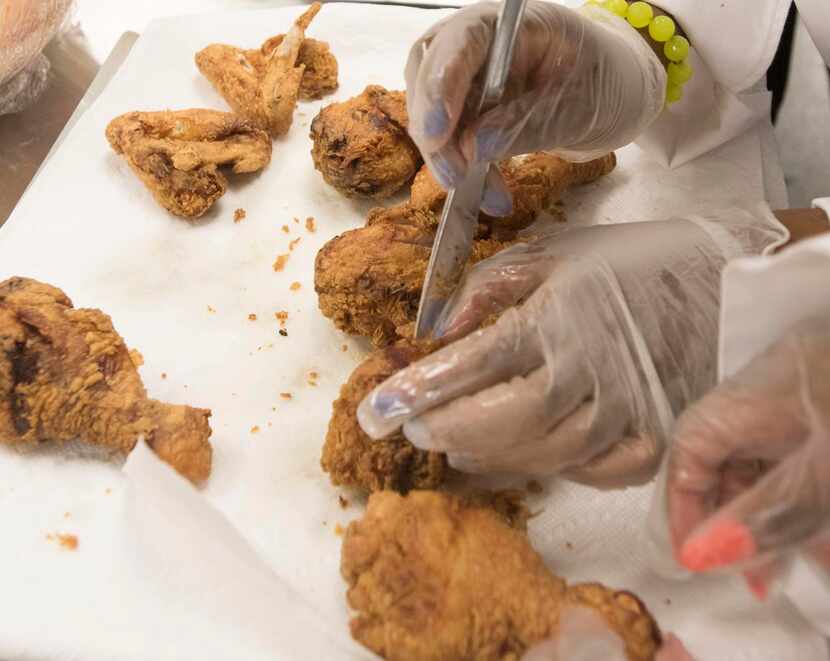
[586,0,693,105]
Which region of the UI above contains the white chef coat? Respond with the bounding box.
[646,0,830,636]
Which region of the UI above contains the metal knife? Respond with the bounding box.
[414,0,528,340]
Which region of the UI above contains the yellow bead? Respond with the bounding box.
[667,60,693,84]
[648,15,675,41]
[626,1,653,28]
[606,0,628,16]
[666,82,683,104]
[664,35,690,62]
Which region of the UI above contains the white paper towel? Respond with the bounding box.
[0,4,823,659]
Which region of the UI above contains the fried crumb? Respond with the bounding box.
[526,480,543,494]
[280,392,293,400]
[293,216,300,224]
[275,311,289,327]
[207,305,216,313]
[341,344,348,352]
[251,425,260,434]
[128,349,144,367]
[47,533,79,551]
[289,237,301,251]
[289,281,301,291]
[339,494,349,509]
[248,313,257,321]
[279,329,288,337]
[307,370,319,386]
[161,372,167,379]
[305,216,316,232]
[565,541,574,550]
[234,208,246,223]
[282,224,290,233]
[64,512,71,519]
[334,522,345,536]
[273,254,290,272]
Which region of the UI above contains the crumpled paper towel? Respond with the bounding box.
[0,3,823,660]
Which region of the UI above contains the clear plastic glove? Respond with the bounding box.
[522,608,692,661]
[663,316,830,599]
[0,0,74,115]
[358,205,786,487]
[404,0,665,214]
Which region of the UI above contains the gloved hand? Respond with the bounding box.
[663,316,830,599]
[405,0,665,214]
[522,608,692,661]
[358,205,787,487]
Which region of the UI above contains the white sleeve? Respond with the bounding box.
[795,0,830,66]
[719,202,830,635]
[635,0,791,167]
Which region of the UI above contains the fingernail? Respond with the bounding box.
[475,127,507,163]
[403,418,434,449]
[356,393,405,440]
[680,519,758,571]
[481,186,513,217]
[425,104,449,139]
[743,570,769,601]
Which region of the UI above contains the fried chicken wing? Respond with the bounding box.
[310,85,422,199]
[342,491,660,661]
[106,109,271,218]
[321,343,446,493]
[410,152,617,238]
[315,204,507,346]
[0,278,212,483]
[252,36,338,100]
[195,3,325,136]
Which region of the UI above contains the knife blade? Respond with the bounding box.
[414,0,528,340]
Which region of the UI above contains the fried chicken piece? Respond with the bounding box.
[410,152,617,238]
[321,343,446,493]
[106,109,271,219]
[195,3,323,137]
[342,491,660,661]
[0,278,212,483]
[310,85,422,199]
[250,35,338,100]
[315,204,507,345]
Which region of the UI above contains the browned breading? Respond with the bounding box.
[314,151,616,345]
[342,490,661,661]
[0,277,212,483]
[250,36,338,100]
[315,204,507,346]
[195,3,325,136]
[321,343,446,493]
[106,109,271,218]
[310,85,422,199]
[410,151,617,238]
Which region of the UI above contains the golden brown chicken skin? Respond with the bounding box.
[195,3,324,137]
[0,278,212,482]
[321,343,446,493]
[310,85,422,199]
[410,151,617,238]
[106,109,271,218]
[314,151,616,345]
[314,203,507,346]
[342,491,661,661]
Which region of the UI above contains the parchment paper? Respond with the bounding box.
[0,4,823,660]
